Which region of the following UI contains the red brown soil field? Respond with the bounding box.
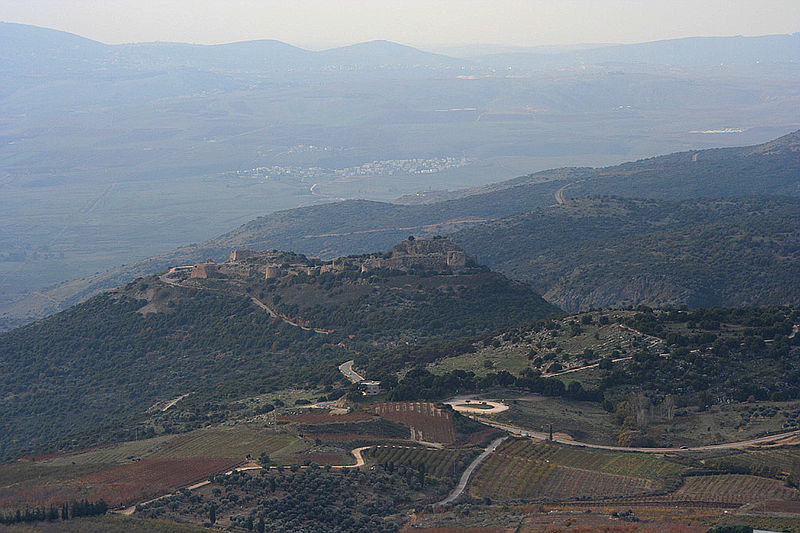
[752,499,800,514]
[0,457,238,509]
[311,433,409,443]
[400,527,506,533]
[521,513,707,532]
[375,402,456,444]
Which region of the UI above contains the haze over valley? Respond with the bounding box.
[2,6,800,532]
[1,23,799,330]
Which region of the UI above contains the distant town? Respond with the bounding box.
[231,153,472,182]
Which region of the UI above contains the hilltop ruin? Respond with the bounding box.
[172,237,476,282]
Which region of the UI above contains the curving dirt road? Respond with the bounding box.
[542,356,632,378]
[119,445,372,515]
[332,446,370,468]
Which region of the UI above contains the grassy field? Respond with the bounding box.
[465,391,800,448]
[705,447,800,480]
[665,401,800,447]
[492,395,620,445]
[426,314,653,385]
[37,437,175,467]
[153,426,303,463]
[471,454,656,501]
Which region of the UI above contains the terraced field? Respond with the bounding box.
[471,455,656,501]
[375,402,456,444]
[469,438,686,501]
[366,446,468,479]
[496,439,686,479]
[660,474,800,505]
[705,447,800,480]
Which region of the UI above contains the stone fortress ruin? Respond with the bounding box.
[175,237,476,282]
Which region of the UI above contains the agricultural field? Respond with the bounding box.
[657,474,800,505]
[705,447,800,481]
[405,504,717,533]
[0,425,306,511]
[365,446,472,479]
[0,457,238,509]
[495,439,685,479]
[152,427,302,462]
[400,527,506,533]
[375,402,456,444]
[471,455,656,501]
[0,514,217,532]
[277,411,375,425]
[520,513,708,533]
[469,438,688,502]
[28,436,175,467]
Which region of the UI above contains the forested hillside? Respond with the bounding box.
[452,196,800,312]
[0,251,558,459]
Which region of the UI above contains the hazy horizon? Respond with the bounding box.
[1,0,799,50]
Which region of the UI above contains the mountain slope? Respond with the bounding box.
[0,241,558,459]
[451,196,800,312]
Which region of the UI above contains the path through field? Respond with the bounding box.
[435,436,507,506]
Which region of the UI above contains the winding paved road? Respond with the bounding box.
[435,436,507,506]
[339,360,365,383]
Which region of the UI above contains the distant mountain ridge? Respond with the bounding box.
[472,33,800,68]
[2,22,798,76]
[2,130,797,331]
[0,22,462,74]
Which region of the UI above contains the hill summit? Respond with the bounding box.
[176,236,477,282]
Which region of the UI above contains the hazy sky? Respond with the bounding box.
[2,0,798,49]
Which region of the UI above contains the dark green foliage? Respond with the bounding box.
[452,196,800,312]
[0,499,107,525]
[264,266,560,342]
[389,367,601,403]
[0,258,557,459]
[139,468,441,532]
[0,288,343,459]
[612,306,800,402]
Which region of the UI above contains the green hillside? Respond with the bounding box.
[0,242,558,459]
[452,196,800,312]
